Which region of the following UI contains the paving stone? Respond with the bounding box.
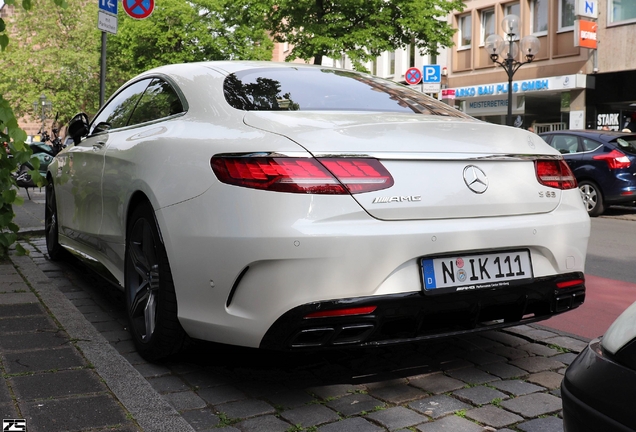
[198,385,247,405]
[181,408,220,430]
[366,378,408,389]
[526,372,564,390]
[279,403,339,427]
[21,394,130,432]
[500,393,562,417]
[460,350,507,365]
[510,357,565,374]
[368,383,426,404]
[0,331,69,351]
[0,381,12,405]
[487,345,531,360]
[465,404,523,428]
[147,375,192,393]
[453,385,508,406]
[235,414,290,432]
[265,389,316,409]
[481,331,529,347]
[2,346,86,374]
[518,415,564,432]
[216,399,276,419]
[521,328,560,342]
[542,336,587,353]
[0,402,18,420]
[408,394,472,419]
[326,393,385,416]
[456,334,504,351]
[0,302,45,318]
[162,390,207,411]
[317,417,384,432]
[10,369,104,400]
[439,359,474,371]
[521,343,561,357]
[183,370,231,389]
[0,292,38,304]
[489,380,545,396]
[365,406,428,430]
[479,362,527,379]
[409,373,465,394]
[134,362,171,378]
[416,414,486,432]
[446,367,500,385]
[308,384,365,400]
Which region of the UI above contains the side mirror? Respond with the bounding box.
[92,122,111,135]
[67,113,89,145]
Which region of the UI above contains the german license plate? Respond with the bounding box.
[421,250,533,294]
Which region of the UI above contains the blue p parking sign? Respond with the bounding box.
[422,65,441,83]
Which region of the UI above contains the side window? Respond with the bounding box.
[90,79,152,134]
[127,79,184,126]
[550,135,579,154]
[582,138,602,152]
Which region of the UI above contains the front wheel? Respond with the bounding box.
[125,202,188,361]
[579,180,604,217]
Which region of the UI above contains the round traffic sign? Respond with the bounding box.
[405,67,422,85]
[123,0,154,19]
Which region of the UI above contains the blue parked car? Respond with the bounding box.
[539,130,636,216]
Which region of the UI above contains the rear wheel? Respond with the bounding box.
[125,202,187,361]
[579,180,604,217]
[45,182,66,260]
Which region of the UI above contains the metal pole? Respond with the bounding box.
[506,37,514,127]
[100,31,107,107]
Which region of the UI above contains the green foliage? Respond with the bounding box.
[233,0,465,70]
[107,0,274,83]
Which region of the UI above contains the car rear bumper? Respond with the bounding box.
[562,340,636,432]
[261,272,585,350]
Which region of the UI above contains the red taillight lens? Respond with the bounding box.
[556,278,584,289]
[211,156,393,194]
[535,159,577,190]
[593,149,631,169]
[304,306,377,319]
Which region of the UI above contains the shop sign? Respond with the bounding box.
[450,74,586,100]
[575,0,598,19]
[574,20,597,49]
[597,113,621,130]
[464,96,524,115]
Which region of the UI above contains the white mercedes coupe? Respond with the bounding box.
[47,61,590,360]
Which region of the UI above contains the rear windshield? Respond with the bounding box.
[223,67,470,118]
[613,136,636,155]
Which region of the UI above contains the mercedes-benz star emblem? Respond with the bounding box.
[463,165,489,194]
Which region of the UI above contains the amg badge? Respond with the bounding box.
[372,195,422,204]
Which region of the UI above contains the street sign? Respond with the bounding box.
[575,0,598,19]
[123,0,154,19]
[98,10,118,34]
[99,0,117,16]
[422,65,441,83]
[574,19,597,49]
[404,67,422,85]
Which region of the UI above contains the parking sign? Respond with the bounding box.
[421,65,441,93]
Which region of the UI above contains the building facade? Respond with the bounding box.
[445,0,636,131]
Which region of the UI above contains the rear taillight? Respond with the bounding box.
[535,159,577,190]
[210,156,394,194]
[593,149,631,169]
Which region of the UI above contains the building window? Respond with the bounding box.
[389,51,396,75]
[609,0,636,24]
[372,58,378,75]
[559,0,575,30]
[531,0,548,34]
[283,42,290,53]
[481,9,495,45]
[458,13,472,49]
[505,2,520,17]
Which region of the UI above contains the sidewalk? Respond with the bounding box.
[2,186,591,432]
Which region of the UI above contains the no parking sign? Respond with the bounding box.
[404,67,422,85]
[123,0,154,19]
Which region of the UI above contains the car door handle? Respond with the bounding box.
[93,141,106,151]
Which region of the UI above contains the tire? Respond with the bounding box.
[579,180,605,217]
[45,182,66,260]
[125,202,188,361]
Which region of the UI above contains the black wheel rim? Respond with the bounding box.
[127,218,160,342]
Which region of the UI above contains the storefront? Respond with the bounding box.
[446,74,590,131]
[585,70,636,131]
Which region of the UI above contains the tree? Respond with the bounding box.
[234,0,465,69]
[107,0,273,83]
